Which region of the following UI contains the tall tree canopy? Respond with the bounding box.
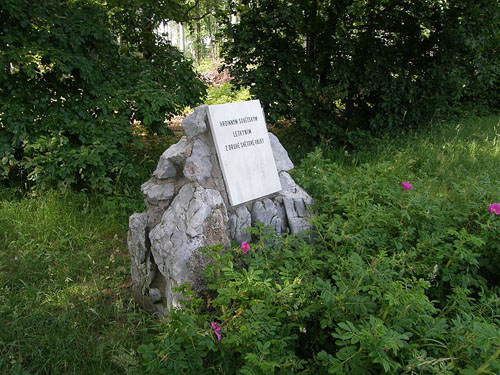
[0,0,206,191]
[221,0,499,142]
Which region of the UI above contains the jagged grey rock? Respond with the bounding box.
[274,198,288,233]
[149,184,229,309]
[128,213,148,281]
[127,104,313,315]
[269,132,294,172]
[128,213,158,310]
[279,171,296,192]
[141,179,176,229]
[141,179,175,205]
[153,137,188,179]
[251,198,282,233]
[183,139,212,184]
[153,159,176,179]
[281,184,313,234]
[182,105,208,137]
[229,205,252,243]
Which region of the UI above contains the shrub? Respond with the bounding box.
[221,0,500,142]
[138,161,500,373]
[205,83,252,105]
[138,116,500,373]
[139,228,500,374]
[0,0,205,192]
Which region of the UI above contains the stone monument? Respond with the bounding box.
[127,101,312,315]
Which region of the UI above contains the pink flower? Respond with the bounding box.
[401,181,413,191]
[489,203,500,215]
[241,241,250,254]
[211,322,221,341]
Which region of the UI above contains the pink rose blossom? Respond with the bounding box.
[241,241,250,254]
[488,203,500,215]
[211,322,221,341]
[401,181,413,191]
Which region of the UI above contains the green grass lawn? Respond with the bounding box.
[321,113,500,186]
[0,190,159,374]
[1,113,499,374]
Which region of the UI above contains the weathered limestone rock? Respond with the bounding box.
[149,184,229,309]
[128,213,160,313]
[183,139,212,184]
[153,136,188,179]
[269,133,294,172]
[182,104,208,137]
[128,213,149,289]
[127,104,313,315]
[282,188,312,234]
[142,179,175,205]
[229,205,252,243]
[251,198,282,233]
[141,179,176,230]
[278,171,313,234]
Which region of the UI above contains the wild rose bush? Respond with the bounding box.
[139,150,500,374]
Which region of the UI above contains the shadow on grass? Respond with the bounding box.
[0,190,158,375]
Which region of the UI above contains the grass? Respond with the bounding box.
[0,113,499,374]
[315,114,500,194]
[0,190,159,374]
[0,131,181,375]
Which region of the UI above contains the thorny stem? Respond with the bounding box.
[476,345,500,374]
[342,347,364,365]
[221,309,243,326]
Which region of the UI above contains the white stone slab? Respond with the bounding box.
[207,100,282,206]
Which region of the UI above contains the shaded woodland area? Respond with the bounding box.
[1,0,498,192]
[1,1,500,374]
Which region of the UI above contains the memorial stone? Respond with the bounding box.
[208,100,282,206]
[127,101,313,314]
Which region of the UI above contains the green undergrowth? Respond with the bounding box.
[1,114,500,374]
[328,113,500,188]
[0,128,176,375]
[204,83,252,105]
[138,114,500,374]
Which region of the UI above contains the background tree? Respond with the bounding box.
[221,0,499,143]
[181,0,227,63]
[0,0,205,191]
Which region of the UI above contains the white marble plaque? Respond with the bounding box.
[207,100,282,206]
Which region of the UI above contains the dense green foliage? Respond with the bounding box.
[184,0,228,63]
[0,0,205,191]
[138,115,500,374]
[205,82,252,105]
[1,0,499,372]
[222,0,500,141]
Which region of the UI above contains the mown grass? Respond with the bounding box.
[0,113,499,374]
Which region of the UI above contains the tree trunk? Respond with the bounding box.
[195,2,202,64]
[142,17,154,61]
[179,22,185,52]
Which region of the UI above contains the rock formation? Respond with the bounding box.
[127,104,312,315]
